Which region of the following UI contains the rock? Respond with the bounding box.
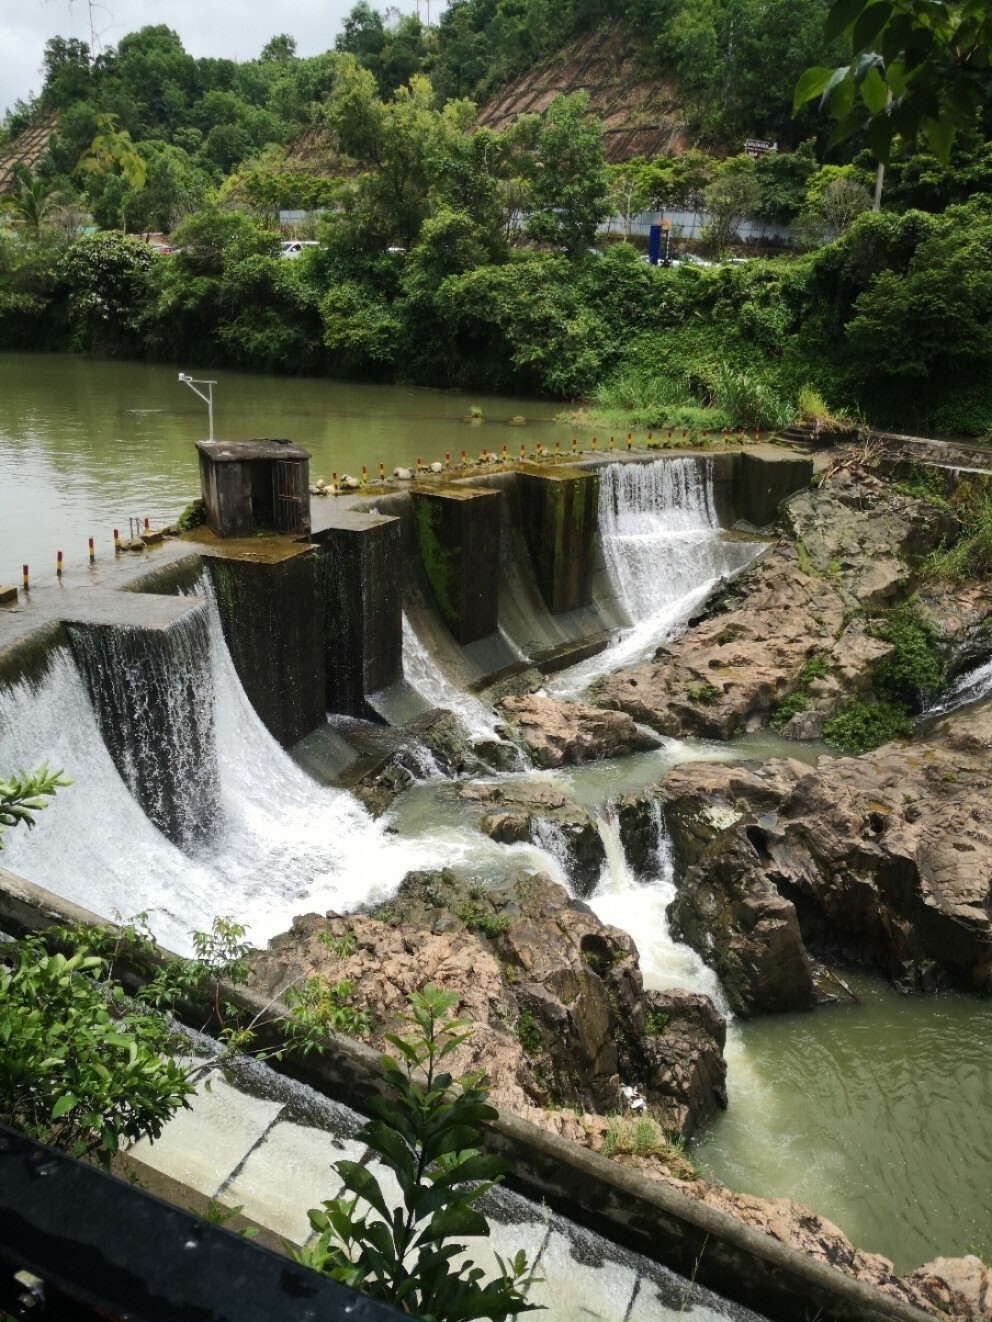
[430,461,444,473]
[615,793,665,876]
[339,473,362,490]
[249,868,727,1136]
[903,1256,992,1322]
[779,709,824,740]
[393,467,413,480]
[498,694,660,768]
[454,780,605,894]
[661,703,992,1001]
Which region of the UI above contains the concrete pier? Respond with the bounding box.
[410,485,501,645]
[517,463,599,614]
[204,540,326,748]
[312,509,403,717]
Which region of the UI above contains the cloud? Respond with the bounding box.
[1,0,366,116]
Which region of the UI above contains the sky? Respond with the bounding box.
[1,0,420,117]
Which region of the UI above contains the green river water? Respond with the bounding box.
[1,352,990,1277]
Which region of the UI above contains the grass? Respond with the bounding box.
[685,681,719,705]
[456,903,512,939]
[925,496,992,582]
[643,1010,669,1036]
[601,1116,699,1177]
[318,930,357,960]
[770,691,812,731]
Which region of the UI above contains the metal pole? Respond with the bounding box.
[207,383,214,441]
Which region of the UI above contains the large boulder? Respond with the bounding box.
[498,693,660,767]
[661,702,992,1005]
[453,780,607,895]
[249,868,727,1138]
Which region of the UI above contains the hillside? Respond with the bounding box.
[475,26,694,163]
[0,109,57,194]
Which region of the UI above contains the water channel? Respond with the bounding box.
[1,353,990,1284]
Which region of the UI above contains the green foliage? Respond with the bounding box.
[711,365,796,430]
[926,498,992,580]
[0,764,72,850]
[685,682,719,705]
[456,905,512,939]
[516,1010,542,1056]
[873,606,946,706]
[822,699,913,753]
[294,984,540,1319]
[525,94,610,257]
[319,930,359,959]
[796,0,991,163]
[642,1010,669,1036]
[59,233,157,352]
[284,977,372,1040]
[176,498,207,531]
[0,936,195,1161]
[770,691,813,730]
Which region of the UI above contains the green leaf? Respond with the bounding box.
[50,1093,78,1120]
[421,1204,489,1244]
[860,65,890,113]
[825,0,871,41]
[852,1,893,48]
[793,66,833,111]
[337,1162,393,1223]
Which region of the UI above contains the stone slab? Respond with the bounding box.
[220,1119,365,1244]
[129,1071,283,1197]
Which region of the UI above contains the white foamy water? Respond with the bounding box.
[394,613,499,742]
[552,458,761,695]
[923,657,992,719]
[0,599,466,954]
[587,803,727,1011]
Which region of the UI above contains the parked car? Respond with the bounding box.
[279,240,320,259]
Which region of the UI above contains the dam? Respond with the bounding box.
[2,377,990,1322]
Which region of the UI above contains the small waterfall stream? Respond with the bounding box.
[552,458,761,695]
[587,802,727,1009]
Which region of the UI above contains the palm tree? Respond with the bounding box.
[6,165,72,230]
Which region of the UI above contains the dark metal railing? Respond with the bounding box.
[0,1124,402,1321]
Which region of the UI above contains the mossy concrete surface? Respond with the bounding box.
[313,511,403,717]
[410,486,501,645]
[517,464,600,614]
[207,550,326,747]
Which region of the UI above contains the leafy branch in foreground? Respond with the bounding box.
[0,763,72,849]
[295,983,542,1321]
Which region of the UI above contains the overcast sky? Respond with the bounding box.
[1,0,418,116]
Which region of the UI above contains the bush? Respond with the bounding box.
[710,365,795,430]
[822,700,913,754]
[873,606,946,708]
[770,691,812,730]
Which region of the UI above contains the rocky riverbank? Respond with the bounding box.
[249,866,991,1321]
[593,459,992,743]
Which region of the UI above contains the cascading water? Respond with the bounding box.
[369,613,502,745]
[552,458,761,695]
[587,801,726,1009]
[67,610,219,847]
[922,657,992,719]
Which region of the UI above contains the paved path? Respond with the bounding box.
[132,1054,765,1322]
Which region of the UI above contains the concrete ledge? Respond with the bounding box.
[410,486,501,644]
[517,464,599,614]
[0,867,933,1322]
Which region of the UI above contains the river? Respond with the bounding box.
[1,352,990,1283]
[0,351,574,580]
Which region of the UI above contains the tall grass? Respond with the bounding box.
[710,365,796,430]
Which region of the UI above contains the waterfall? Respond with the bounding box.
[385,613,500,743]
[67,609,219,848]
[0,594,448,955]
[922,657,992,720]
[530,816,573,889]
[587,801,727,1010]
[552,458,761,694]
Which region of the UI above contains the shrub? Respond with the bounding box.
[873,606,946,708]
[822,700,912,754]
[176,498,206,531]
[457,904,512,939]
[770,692,812,730]
[294,984,539,1319]
[710,365,795,430]
[516,1009,542,1056]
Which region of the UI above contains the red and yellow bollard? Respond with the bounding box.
[572,437,578,454]
[88,537,95,566]
[591,437,598,452]
[361,466,368,486]
[56,550,63,579]
[379,462,385,482]
[114,529,120,554]
[22,564,29,592]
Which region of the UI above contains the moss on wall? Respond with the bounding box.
[413,495,460,634]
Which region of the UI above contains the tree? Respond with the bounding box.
[295,983,539,1320]
[526,93,610,258]
[607,159,654,240]
[261,33,297,63]
[795,0,992,163]
[704,155,760,253]
[5,166,73,230]
[74,113,147,190]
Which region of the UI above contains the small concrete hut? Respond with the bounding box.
[196,439,311,538]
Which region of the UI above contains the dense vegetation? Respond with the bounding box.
[0,4,990,434]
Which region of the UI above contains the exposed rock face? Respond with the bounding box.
[662,705,992,1009]
[249,869,727,1138]
[498,693,659,767]
[453,780,607,895]
[343,710,482,817]
[594,466,973,740]
[904,1256,992,1322]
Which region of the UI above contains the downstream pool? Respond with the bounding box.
[0,352,574,580]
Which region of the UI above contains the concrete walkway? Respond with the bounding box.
[131,1054,765,1322]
